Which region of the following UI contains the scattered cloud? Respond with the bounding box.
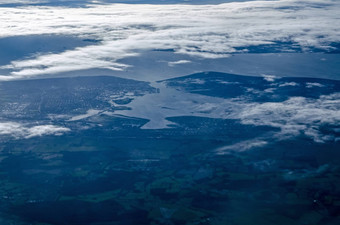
[181,78,206,84]
[0,122,70,139]
[264,88,277,93]
[0,0,339,80]
[262,74,279,82]
[306,82,325,88]
[238,93,340,143]
[25,125,70,138]
[279,82,299,87]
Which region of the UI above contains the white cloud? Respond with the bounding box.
[262,74,279,82]
[0,122,70,139]
[0,122,23,136]
[279,82,299,87]
[168,60,191,67]
[0,0,339,80]
[180,78,206,84]
[25,125,70,138]
[68,109,102,121]
[306,82,325,88]
[215,139,268,155]
[264,88,276,93]
[238,93,340,142]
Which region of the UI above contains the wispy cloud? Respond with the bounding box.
[0,0,339,80]
[306,82,325,88]
[215,139,268,155]
[279,82,299,87]
[168,60,191,67]
[68,109,102,121]
[0,122,70,139]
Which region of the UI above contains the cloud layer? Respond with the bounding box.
[0,0,339,80]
